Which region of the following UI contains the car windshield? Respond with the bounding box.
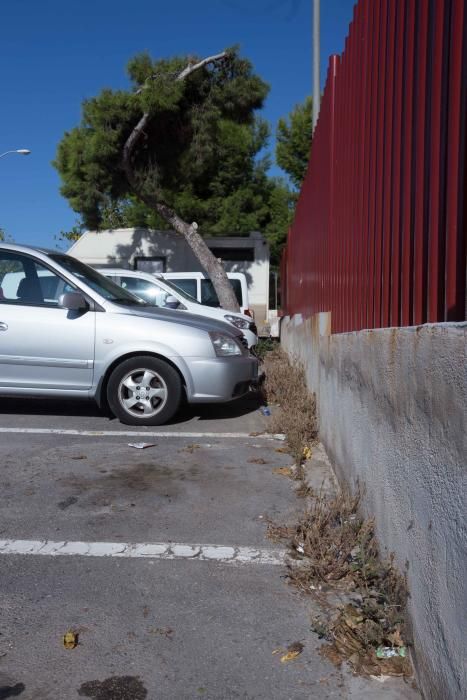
[49,254,148,305]
[158,277,200,304]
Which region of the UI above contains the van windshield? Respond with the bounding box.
[50,254,148,306]
[201,279,242,307]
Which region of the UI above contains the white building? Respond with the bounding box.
[68,228,271,333]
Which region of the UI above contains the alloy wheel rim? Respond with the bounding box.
[117,368,168,418]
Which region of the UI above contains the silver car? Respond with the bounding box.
[0,244,258,426]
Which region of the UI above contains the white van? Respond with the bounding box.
[99,269,258,349]
[160,272,251,317]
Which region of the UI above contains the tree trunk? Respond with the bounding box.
[134,194,240,312]
[122,50,241,313]
[122,172,240,310]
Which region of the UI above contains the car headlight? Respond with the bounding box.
[209,331,242,356]
[224,314,250,330]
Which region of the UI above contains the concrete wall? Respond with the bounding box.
[281,314,466,700]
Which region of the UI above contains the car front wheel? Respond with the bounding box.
[107,356,182,426]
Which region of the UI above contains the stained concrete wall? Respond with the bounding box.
[281,315,466,700]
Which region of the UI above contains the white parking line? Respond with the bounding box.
[0,539,285,566]
[0,427,283,440]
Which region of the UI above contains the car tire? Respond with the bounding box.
[107,356,182,426]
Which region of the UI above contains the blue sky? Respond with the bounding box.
[0,0,356,247]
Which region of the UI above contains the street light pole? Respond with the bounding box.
[0,149,31,159]
[312,0,320,132]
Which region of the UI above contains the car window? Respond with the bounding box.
[50,254,146,306]
[120,276,171,307]
[169,278,197,298]
[160,278,200,304]
[0,251,76,307]
[200,279,243,307]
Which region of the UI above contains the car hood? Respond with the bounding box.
[112,303,244,339]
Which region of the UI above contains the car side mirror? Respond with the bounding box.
[164,295,180,309]
[59,291,88,311]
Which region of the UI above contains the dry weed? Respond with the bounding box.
[288,490,363,584]
[284,488,411,677]
[266,521,295,543]
[295,482,315,499]
[262,348,317,462]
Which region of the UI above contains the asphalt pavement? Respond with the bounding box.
[0,394,420,699]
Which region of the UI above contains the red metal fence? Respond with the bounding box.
[281,0,466,333]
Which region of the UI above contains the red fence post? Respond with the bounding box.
[444,0,466,321]
[367,0,382,330]
[361,0,374,330]
[389,0,405,328]
[412,1,430,325]
[381,0,397,328]
[400,0,416,327]
[427,0,448,322]
[329,55,338,332]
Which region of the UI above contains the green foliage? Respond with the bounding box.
[54,48,294,264]
[54,223,84,248]
[54,49,268,228]
[276,96,313,189]
[263,180,296,263]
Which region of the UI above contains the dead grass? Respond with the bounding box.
[286,488,411,677]
[288,489,363,583]
[262,348,317,463]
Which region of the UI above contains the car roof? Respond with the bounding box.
[101,268,157,275]
[163,271,246,279]
[100,268,165,280]
[0,242,58,255]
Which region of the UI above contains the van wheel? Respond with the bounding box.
[107,356,182,426]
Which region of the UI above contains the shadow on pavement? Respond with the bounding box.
[0,392,262,424]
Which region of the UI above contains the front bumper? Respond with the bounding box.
[242,328,258,349]
[185,354,258,403]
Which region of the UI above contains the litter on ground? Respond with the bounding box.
[63,631,78,649]
[272,466,295,478]
[128,442,157,449]
[280,642,304,663]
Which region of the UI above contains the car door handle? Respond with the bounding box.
[0,322,8,331]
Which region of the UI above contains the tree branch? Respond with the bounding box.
[121,48,241,312]
[122,112,150,183]
[175,50,228,81]
[124,50,229,169]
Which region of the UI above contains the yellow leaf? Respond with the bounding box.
[63,631,78,649]
[281,650,301,662]
[273,467,294,477]
[280,641,304,662]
